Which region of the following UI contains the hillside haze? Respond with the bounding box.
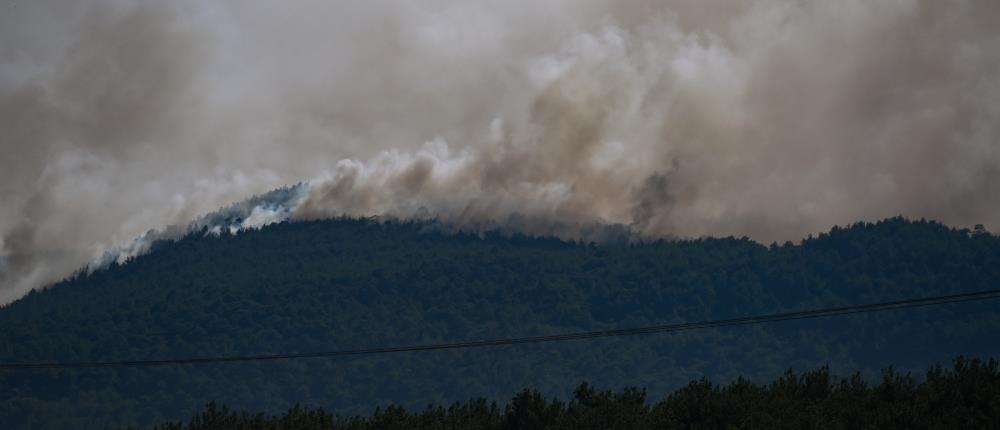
[1,217,998,428]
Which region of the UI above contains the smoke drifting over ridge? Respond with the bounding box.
[2,1,999,303]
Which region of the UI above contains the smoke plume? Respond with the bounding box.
[2,1,999,303]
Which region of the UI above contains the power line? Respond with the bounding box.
[3,288,999,370]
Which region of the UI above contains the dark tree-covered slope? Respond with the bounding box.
[151,357,1000,430]
[1,217,999,428]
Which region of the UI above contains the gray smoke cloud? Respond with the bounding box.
[2,0,999,303]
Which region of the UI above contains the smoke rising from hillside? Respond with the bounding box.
[1,1,999,302]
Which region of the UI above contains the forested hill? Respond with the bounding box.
[2,217,999,428]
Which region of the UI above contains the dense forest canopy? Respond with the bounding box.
[1,217,999,428]
[149,357,1000,430]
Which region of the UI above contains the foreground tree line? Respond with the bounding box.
[144,356,999,429]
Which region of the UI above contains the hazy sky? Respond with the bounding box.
[2,0,999,303]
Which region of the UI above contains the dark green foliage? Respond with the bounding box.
[1,217,999,428]
[146,357,1000,429]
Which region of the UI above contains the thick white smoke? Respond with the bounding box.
[2,1,999,303]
